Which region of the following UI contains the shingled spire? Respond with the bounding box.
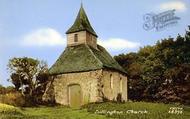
[66,4,97,37]
[66,5,98,49]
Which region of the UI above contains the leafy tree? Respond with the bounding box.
[115,26,190,104]
[7,57,48,103]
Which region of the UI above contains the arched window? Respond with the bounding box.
[74,34,78,42]
[120,77,122,93]
[110,74,113,89]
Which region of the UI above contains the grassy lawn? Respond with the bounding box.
[84,102,190,119]
[0,102,190,119]
[0,104,107,119]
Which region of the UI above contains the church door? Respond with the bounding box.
[68,84,82,108]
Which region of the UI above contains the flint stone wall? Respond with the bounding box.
[43,69,127,105]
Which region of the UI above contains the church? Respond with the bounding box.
[43,5,128,108]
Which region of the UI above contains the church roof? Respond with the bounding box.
[49,44,126,75]
[66,5,98,37]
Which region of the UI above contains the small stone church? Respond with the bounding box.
[43,5,128,107]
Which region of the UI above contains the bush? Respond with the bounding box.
[0,92,25,107]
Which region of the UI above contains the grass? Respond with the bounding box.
[0,103,107,119]
[84,102,190,119]
[0,102,190,119]
[22,106,107,119]
[0,103,23,119]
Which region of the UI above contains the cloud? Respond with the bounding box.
[98,38,140,50]
[20,29,140,50]
[160,1,186,11]
[21,28,66,47]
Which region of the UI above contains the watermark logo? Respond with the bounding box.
[168,107,183,114]
[143,9,180,31]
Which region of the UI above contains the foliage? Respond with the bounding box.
[7,57,49,104]
[0,92,25,107]
[0,85,15,94]
[114,26,190,104]
[0,86,25,107]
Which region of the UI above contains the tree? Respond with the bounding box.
[115,26,190,104]
[7,57,48,103]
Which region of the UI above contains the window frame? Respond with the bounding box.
[120,77,122,93]
[74,34,78,42]
[110,74,113,89]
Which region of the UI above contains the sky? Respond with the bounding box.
[0,0,190,86]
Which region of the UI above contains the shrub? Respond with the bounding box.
[0,92,25,107]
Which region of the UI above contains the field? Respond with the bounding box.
[0,102,190,119]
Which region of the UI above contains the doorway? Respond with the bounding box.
[68,84,82,108]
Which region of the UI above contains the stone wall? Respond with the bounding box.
[46,70,102,106]
[101,70,128,101]
[43,69,128,106]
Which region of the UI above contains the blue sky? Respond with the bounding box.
[0,0,190,86]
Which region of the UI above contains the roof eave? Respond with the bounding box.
[49,68,102,76]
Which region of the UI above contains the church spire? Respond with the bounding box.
[81,0,83,8]
[66,4,97,37]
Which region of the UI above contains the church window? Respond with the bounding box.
[120,77,122,93]
[110,74,113,89]
[74,34,78,42]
